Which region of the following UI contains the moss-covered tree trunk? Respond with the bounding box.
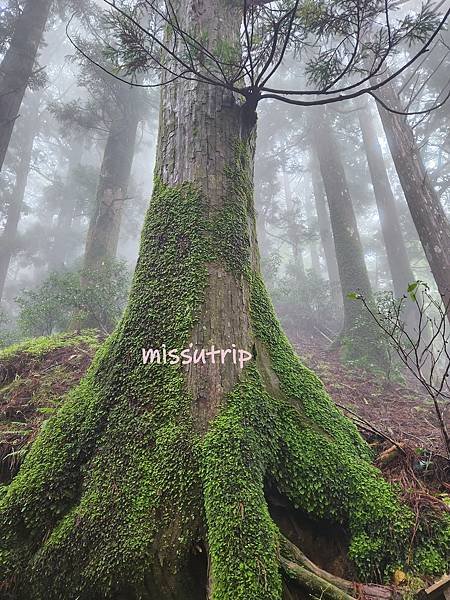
[0,2,448,599]
[0,0,51,173]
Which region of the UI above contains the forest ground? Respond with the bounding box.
[1,330,449,578]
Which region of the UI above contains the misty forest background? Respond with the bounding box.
[1,0,450,598]
[1,2,450,414]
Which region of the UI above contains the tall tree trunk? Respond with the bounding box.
[310,108,384,365]
[83,108,139,272]
[49,140,84,272]
[309,152,341,308]
[0,92,40,299]
[358,104,415,298]
[376,81,450,312]
[0,2,443,599]
[304,194,321,277]
[282,169,307,283]
[0,0,52,173]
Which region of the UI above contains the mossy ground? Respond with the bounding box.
[0,149,448,600]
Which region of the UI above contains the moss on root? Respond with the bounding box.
[0,152,448,600]
[0,330,100,361]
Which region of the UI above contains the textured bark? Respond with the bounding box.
[358,105,415,298]
[156,0,259,433]
[310,152,341,307]
[1,3,446,599]
[376,82,450,312]
[310,108,373,337]
[0,0,52,172]
[0,93,40,299]
[83,101,139,271]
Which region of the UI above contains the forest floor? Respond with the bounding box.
[0,330,448,513]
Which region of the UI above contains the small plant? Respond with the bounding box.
[353,282,450,457]
[15,259,130,337]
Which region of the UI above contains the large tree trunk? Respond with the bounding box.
[358,104,415,298]
[310,108,385,366]
[0,2,446,599]
[0,0,52,173]
[376,81,450,312]
[0,92,40,300]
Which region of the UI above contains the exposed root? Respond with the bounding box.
[280,556,357,600]
[280,536,395,600]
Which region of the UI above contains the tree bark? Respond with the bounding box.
[0,92,40,300]
[83,102,139,272]
[0,0,52,173]
[376,81,450,312]
[358,104,415,298]
[0,2,446,599]
[310,108,384,366]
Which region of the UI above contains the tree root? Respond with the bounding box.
[280,536,396,600]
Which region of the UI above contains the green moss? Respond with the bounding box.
[212,140,254,275]
[0,165,448,600]
[0,330,100,361]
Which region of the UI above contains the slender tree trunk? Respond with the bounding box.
[304,194,321,277]
[0,3,441,599]
[310,108,383,366]
[282,169,307,283]
[309,152,341,308]
[0,93,40,299]
[358,104,415,297]
[49,141,84,272]
[0,0,52,173]
[83,108,139,272]
[376,81,450,312]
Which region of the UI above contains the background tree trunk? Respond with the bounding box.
[376,81,450,312]
[359,104,415,298]
[48,140,84,272]
[83,107,139,272]
[0,0,52,173]
[310,152,341,309]
[0,92,40,300]
[310,109,375,341]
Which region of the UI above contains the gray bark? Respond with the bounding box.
[49,141,84,272]
[310,152,341,308]
[0,0,52,173]
[0,92,40,299]
[83,95,140,271]
[376,81,450,312]
[310,107,373,336]
[358,104,415,298]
